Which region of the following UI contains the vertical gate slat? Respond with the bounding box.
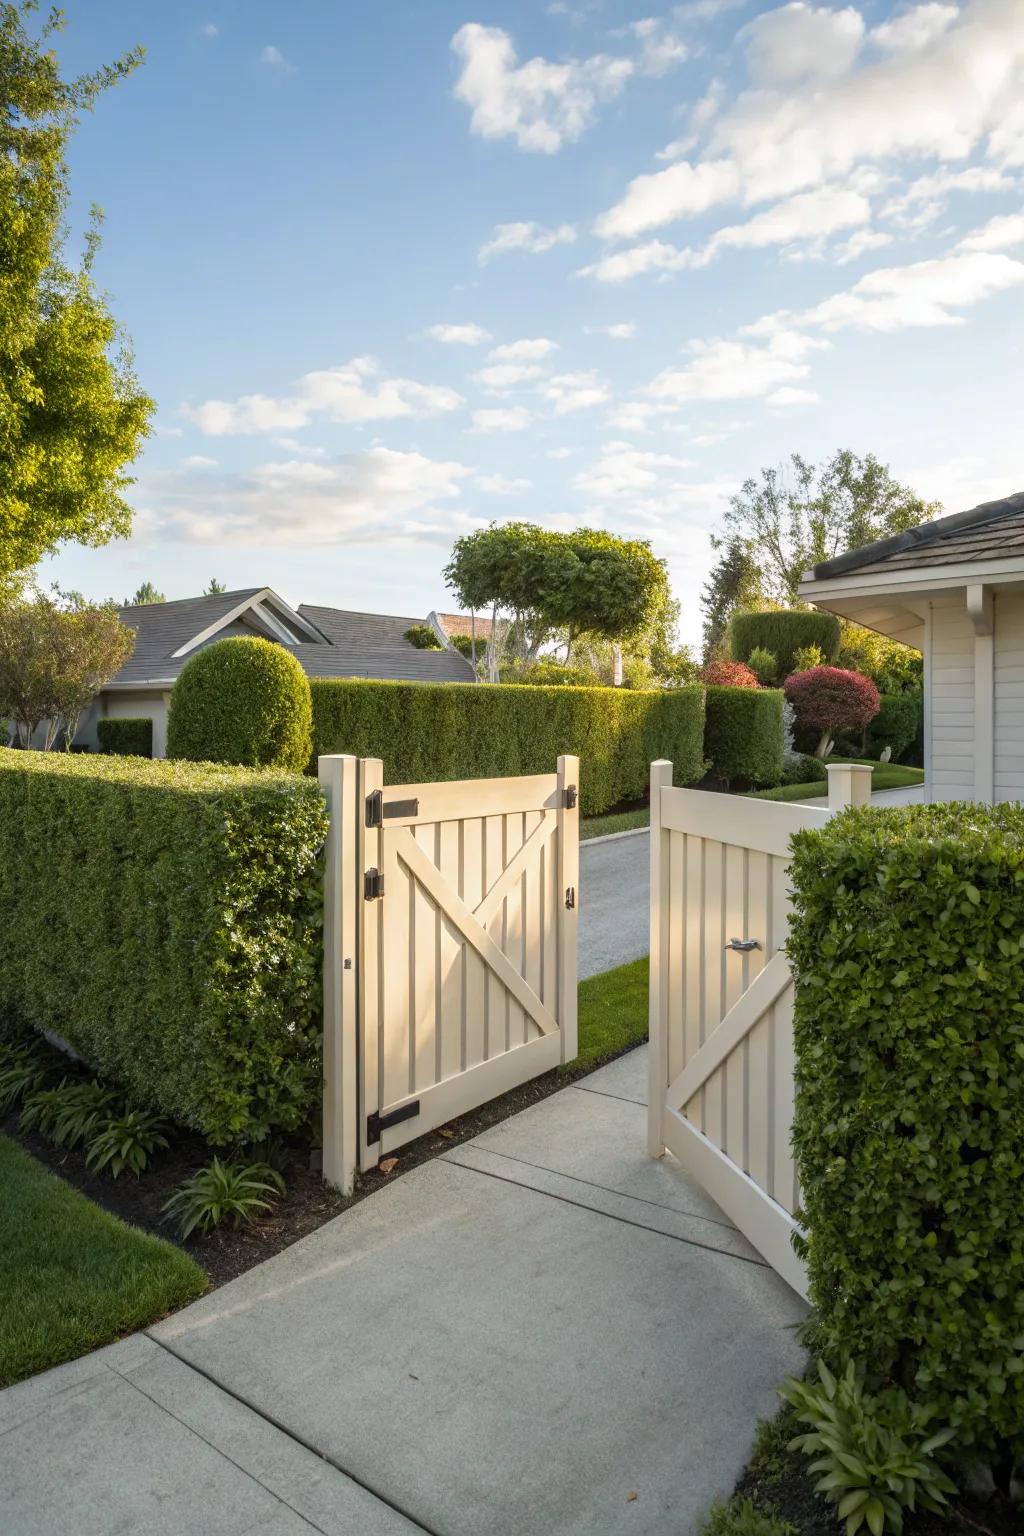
[461,818,487,1071]
[701,840,725,1145]
[522,810,543,1039]
[723,843,747,1166]
[438,820,463,1082]
[503,812,526,1050]
[667,831,685,1083]
[413,823,437,1093]
[483,815,505,1059]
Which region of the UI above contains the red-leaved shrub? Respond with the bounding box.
[703,660,758,689]
[784,665,880,756]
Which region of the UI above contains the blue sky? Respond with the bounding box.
[45,0,1024,645]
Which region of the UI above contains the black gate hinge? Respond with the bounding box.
[565,886,576,910]
[364,867,385,900]
[366,790,420,826]
[367,1098,420,1146]
[563,785,578,810]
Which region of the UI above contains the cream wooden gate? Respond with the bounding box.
[647,759,871,1296]
[319,754,579,1192]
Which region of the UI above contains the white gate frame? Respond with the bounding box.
[648,758,873,1295]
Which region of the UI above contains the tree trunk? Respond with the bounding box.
[470,611,477,667]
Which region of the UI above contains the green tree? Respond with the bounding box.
[443,523,571,680]
[1,3,152,583]
[711,451,940,610]
[0,585,134,747]
[127,580,164,605]
[204,578,226,595]
[552,528,670,664]
[700,537,765,662]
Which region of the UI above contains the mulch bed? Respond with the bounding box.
[2,1047,625,1289]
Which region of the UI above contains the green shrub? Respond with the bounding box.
[0,749,329,1144]
[515,660,600,687]
[163,1157,286,1238]
[746,646,778,686]
[450,633,476,659]
[867,691,921,762]
[309,679,706,817]
[97,717,152,757]
[790,644,824,673]
[789,803,1024,1459]
[85,1110,168,1179]
[729,610,840,676]
[699,1496,795,1536]
[167,636,312,770]
[781,753,827,786]
[403,624,442,650]
[703,686,784,785]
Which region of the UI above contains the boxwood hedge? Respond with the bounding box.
[703,686,784,786]
[167,636,313,771]
[789,803,1024,1458]
[728,610,840,676]
[866,689,921,762]
[0,749,328,1145]
[97,717,153,757]
[309,679,706,815]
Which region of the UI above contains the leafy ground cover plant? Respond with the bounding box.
[51,1082,121,1149]
[18,1083,71,1138]
[0,1048,50,1112]
[85,1111,169,1178]
[700,1496,796,1536]
[163,1157,286,1238]
[782,1361,956,1536]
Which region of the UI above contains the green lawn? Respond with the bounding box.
[580,806,649,841]
[566,955,648,1073]
[0,1135,207,1388]
[746,762,924,803]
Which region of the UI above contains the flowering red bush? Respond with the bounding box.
[784,665,880,756]
[702,660,759,689]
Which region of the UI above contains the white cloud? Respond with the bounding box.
[546,445,576,459]
[540,370,611,413]
[871,3,959,54]
[201,22,219,39]
[451,22,634,154]
[425,322,492,345]
[882,165,1016,228]
[185,357,463,435]
[478,221,577,263]
[585,321,636,338]
[957,210,1024,250]
[470,406,532,432]
[473,362,543,392]
[476,473,532,495]
[741,3,865,84]
[181,454,217,468]
[148,447,472,546]
[627,16,689,76]
[766,386,820,406]
[488,337,559,361]
[261,44,295,71]
[580,240,696,283]
[573,441,694,499]
[832,228,894,264]
[595,158,740,240]
[605,401,676,433]
[648,331,825,404]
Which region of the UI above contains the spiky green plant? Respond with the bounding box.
[85,1111,168,1178]
[163,1158,285,1239]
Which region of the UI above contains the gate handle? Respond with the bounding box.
[725,938,762,952]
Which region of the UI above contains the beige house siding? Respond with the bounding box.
[994,593,1024,801]
[79,689,171,757]
[928,596,975,801]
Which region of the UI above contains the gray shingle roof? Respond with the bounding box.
[806,491,1024,582]
[110,591,476,687]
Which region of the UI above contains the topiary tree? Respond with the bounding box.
[728,609,840,677]
[784,665,880,758]
[703,659,758,689]
[167,637,312,770]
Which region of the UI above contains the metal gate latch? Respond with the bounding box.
[565,886,576,909]
[364,868,385,901]
[563,785,578,809]
[724,937,762,952]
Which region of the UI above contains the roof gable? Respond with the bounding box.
[805,491,1024,583]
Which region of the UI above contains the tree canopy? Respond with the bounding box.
[1,2,153,582]
[128,581,165,605]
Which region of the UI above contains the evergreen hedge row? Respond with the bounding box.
[96,717,152,757]
[728,610,840,676]
[0,749,328,1145]
[703,686,784,785]
[309,679,707,814]
[789,804,1024,1458]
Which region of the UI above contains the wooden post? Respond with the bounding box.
[826,762,874,811]
[557,754,580,1065]
[318,754,359,1195]
[647,759,673,1158]
[357,757,384,1172]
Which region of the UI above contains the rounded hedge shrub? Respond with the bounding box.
[97,717,153,758]
[867,689,921,762]
[167,637,312,770]
[784,665,879,757]
[728,609,840,677]
[703,659,758,688]
[703,686,784,785]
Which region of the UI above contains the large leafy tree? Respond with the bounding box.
[0,585,134,747]
[705,452,941,623]
[1,2,153,583]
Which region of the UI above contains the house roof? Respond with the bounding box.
[110,590,477,688]
[804,491,1024,583]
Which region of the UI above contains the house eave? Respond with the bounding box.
[799,556,1024,604]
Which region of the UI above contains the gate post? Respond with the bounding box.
[647,759,673,1158]
[318,754,359,1195]
[557,754,580,1064]
[826,762,873,811]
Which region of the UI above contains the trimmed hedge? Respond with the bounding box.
[867,689,921,761]
[167,637,313,771]
[728,610,840,676]
[309,679,706,816]
[789,804,1024,1458]
[97,717,152,757]
[703,686,784,785]
[0,749,328,1145]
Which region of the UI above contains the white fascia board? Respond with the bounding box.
[171,589,275,658]
[798,557,1024,604]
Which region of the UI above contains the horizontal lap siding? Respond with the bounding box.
[995,596,1024,801]
[930,600,974,799]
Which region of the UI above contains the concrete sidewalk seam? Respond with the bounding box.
[146,1333,446,1536]
[444,1142,740,1233]
[441,1154,768,1269]
[572,1081,647,1108]
[110,1359,333,1536]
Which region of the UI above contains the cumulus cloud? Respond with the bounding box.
[870,3,959,53]
[478,221,577,262]
[425,322,492,345]
[766,386,820,406]
[573,441,694,499]
[488,337,559,361]
[185,357,463,435]
[476,472,532,495]
[647,331,826,404]
[473,362,543,392]
[146,448,472,546]
[540,370,611,413]
[585,322,636,338]
[261,44,295,72]
[741,3,866,83]
[957,210,1024,250]
[595,158,740,240]
[470,406,532,432]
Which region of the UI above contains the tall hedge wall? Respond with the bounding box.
[789,804,1024,1458]
[97,717,153,758]
[703,686,784,785]
[728,609,840,676]
[0,749,328,1146]
[309,679,706,815]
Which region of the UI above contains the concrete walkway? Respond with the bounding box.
[0,1048,804,1536]
[579,830,649,978]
